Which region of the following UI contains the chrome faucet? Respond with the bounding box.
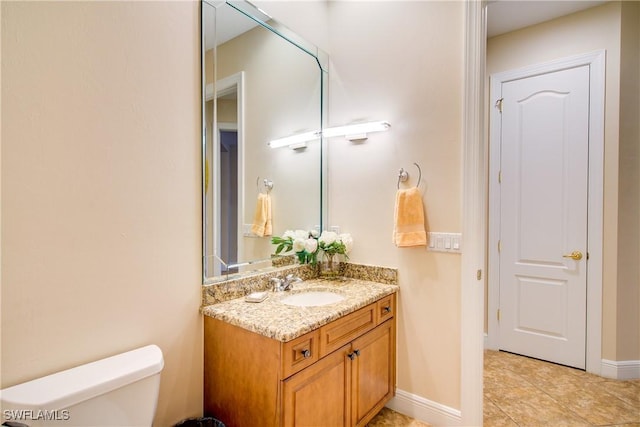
[270,274,302,292]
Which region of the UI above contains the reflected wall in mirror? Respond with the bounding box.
[202,1,328,282]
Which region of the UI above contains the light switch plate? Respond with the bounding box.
[427,232,462,253]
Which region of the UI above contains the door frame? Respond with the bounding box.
[204,71,245,276]
[460,2,487,425]
[486,51,605,374]
[216,72,245,272]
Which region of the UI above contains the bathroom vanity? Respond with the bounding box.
[201,3,398,424]
[202,276,398,427]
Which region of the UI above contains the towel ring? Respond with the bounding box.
[257,177,274,194]
[397,163,422,189]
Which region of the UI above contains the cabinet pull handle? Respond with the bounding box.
[348,350,361,360]
[301,349,311,358]
[383,306,392,313]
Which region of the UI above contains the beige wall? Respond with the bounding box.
[488,1,640,361]
[217,99,237,123]
[1,2,202,426]
[618,0,640,361]
[638,0,640,358]
[325,1,464,408]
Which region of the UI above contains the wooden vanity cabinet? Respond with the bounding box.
[204,293,396,427]
[349,319,395,426]
[282,342,350,426]
[282,319,394,427]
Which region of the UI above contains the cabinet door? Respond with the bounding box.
[350,320,395,427]
[283,344,351,427]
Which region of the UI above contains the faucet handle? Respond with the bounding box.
[270,277,283,291]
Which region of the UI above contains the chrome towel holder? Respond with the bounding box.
[397,163,422,189]
[257,177,274,194]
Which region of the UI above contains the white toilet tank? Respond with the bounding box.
[1,344,164,427]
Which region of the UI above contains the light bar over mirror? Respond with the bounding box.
[268,121,391,149]
[267,131,321,149]
[323,120,391,140]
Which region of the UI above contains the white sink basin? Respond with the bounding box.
[280,291,345,307]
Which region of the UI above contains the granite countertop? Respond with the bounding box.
[201,278,399,342]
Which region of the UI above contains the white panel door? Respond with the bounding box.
[499,65,589,369]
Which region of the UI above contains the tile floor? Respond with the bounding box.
[367,407,430,426]
[484,350,640,426]
[367,350,640,426]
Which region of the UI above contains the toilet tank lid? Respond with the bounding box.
[0,344,164,410]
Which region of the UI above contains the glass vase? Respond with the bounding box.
[319,253,344,279]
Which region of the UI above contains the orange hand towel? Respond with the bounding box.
[251,193,268,237]
[251,193,272,237]
[393,187,427,247]
[264,194,272,237]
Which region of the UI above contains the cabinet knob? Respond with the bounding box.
[383,306,392,313]
[347,352,356,360]
[301,349,311,358]
[354,349,361,357]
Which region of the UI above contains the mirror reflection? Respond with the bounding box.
[203,1,327,282]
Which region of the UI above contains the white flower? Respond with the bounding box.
[294,229,308,239]
[319,231,337,246]
[293,238,306,252]
[304,238,318,254]
[339,233,353,253]
[282,230,296,239]
[310,229,320,238]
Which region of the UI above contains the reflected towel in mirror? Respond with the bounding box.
[251,193,272,237]
[393,187,426,247]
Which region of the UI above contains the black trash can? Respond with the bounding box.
[174,417,225,427]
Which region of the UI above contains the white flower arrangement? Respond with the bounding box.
[272,229,353,265]
[318,231,353,257]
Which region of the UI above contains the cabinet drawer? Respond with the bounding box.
[282,329,320,378]
[376,294,395,324]
[319,304,376,357]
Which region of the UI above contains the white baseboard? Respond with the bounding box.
[386,389,462,426]
[601,359,640,380]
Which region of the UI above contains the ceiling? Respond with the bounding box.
[210,1,610,48]
[487,0,609,38]
[204,2,264,50]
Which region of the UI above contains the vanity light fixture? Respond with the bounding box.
[268,120,391,149]
[323,120,391,141]
[268,130,320,149]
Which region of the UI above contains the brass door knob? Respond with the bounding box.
[562,250,583,261]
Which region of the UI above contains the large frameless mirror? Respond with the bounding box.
[202,0,327,283]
